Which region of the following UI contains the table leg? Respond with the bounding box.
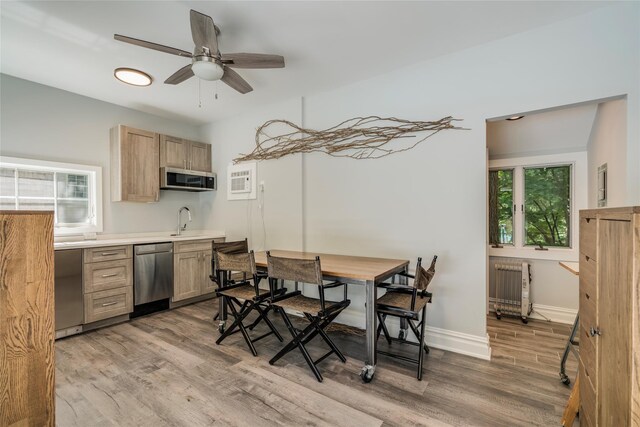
[361,279,377,383]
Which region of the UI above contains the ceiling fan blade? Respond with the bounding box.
[221,67,253,94]
[220,53,285,69]
[164,64,194,85]
[190,10,219,56]
[114,34,192,58]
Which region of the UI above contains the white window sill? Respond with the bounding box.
[488,245,578,262]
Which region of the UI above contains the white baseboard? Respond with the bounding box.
[488,297,577,325]
[335,307,492,361]
[529,303,577,325]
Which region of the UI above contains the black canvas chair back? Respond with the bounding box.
[376,255,438,380]
[213,247,283,356]
[266,252,350,382]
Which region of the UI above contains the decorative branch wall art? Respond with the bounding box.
[233,115,466,163]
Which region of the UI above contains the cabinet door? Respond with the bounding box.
[172,252,202,302]
[160,134,189,169]
[119,126,159,202]
[189,141,212,173]
[597,218,632,426]
[201,251,216,295]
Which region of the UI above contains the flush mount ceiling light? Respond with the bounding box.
[191,56,224,81]
[506,115,524,121]
[114,67,152,86]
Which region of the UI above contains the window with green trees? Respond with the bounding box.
[488,169,513,245]
[524,165,571,247]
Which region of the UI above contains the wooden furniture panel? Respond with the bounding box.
[201,251,216,295]
[174,239,213,254]
[84,286,133,323]
[578,207,640,426]
[173,251,202,301]
[0,211,55,426]
[111,125,159,203]
[597,218,632,426]
[189,141,212,172]
[160,134,190,169]
[579,216,597,261]
[83,258,132,293]
[83,245,132,263]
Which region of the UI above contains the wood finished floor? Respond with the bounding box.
[487,315,579,379]
[55,300,575,426]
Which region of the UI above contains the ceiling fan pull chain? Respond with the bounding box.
[198,78,202,108]
[215,81,219,100]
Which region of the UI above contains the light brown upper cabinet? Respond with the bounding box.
[160,134,212,173]
[111,125,160,203]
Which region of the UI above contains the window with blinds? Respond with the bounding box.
[0,157,102,235]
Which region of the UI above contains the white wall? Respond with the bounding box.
[202,4,639,359]
[587,98,628,208]
[199,98,304,252]
[0,74,211,234]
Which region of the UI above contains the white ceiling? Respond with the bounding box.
[487,102,600,159]
[1,1,609,125]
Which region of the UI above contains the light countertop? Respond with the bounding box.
[54,230,225,250]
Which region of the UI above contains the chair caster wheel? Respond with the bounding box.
[521,317,528,324]
[560,373,570,386]
[496,313,502,320]
[360,366,375,383]
[398,329,406,340]
[218,324,225,334]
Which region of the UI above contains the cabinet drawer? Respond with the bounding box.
[174,239,213,253]
[579,253,597,300]
[579,320,597,385]
[579,361,597,427]
[579,216,597,261]
[84,245,132,263]
[84,286,132,323]
[579,280,597,330]
[84,258,132,293]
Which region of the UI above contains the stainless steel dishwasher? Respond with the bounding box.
[55,249,84,339]
[134,243,173,309]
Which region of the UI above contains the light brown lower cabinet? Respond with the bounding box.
[83,245,133,324]
[172,238,222,302]
[0,211,55,426]
[579,207,640,426]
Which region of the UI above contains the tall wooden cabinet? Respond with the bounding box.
[111,125,160,202]
[159,134,211,173]
[578,207,640,426]
[0,211,55,426]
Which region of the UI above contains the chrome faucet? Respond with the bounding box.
[177,206,192,236]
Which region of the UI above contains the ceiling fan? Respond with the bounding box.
[114,9,285,94]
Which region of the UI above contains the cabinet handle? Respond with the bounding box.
[589,327,601,337]
[101,301,118,307]
[101,273,118,278]
[101,252,119,256]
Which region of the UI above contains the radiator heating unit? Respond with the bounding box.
[494,261,532,324]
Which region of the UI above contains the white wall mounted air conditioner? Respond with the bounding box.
[227,161,257,200]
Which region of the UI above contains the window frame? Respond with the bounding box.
[488,167,515,246]
[0,156,103,236]
[488,152,585,261]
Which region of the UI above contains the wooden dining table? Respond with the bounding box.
[218,249,409,382]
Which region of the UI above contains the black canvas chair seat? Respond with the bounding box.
[376,255,437,381]
[266,252,350,382]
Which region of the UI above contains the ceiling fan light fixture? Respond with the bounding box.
[114,67,152,86]
[192,58,224,81]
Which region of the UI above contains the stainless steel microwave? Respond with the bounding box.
[160,167,216,192]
